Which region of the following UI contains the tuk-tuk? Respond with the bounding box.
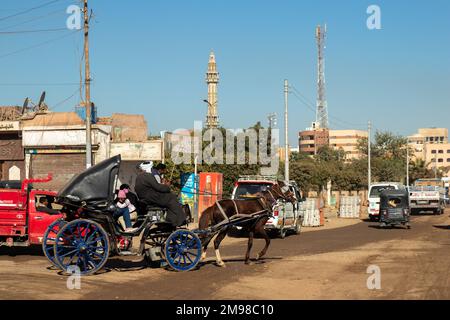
[379,189,411,229]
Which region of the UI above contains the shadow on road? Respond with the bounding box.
[0,245,44,257]
[433,225,450,230]
[200,256,281,267]
[368,225,410,230]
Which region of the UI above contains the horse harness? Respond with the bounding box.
[214,198,272,228]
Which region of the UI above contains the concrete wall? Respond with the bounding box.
[110,141,163,161]
[22,126,110,149]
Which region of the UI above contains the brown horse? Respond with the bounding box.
[198,182,295,267]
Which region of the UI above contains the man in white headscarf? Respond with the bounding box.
[134,161,186,227]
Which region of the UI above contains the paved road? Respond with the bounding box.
[1,211,449,299]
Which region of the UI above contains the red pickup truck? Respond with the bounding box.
[0,176,62,247]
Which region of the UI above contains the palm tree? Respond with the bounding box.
[409,158,436,183]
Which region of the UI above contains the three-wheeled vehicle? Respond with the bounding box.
[379,189,411,229]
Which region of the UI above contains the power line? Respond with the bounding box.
[0,27,68,34]
[0,29,80,59]
[0,9,65,31]
[0,0,65,22]
[290,89,365,130]
[51,86,83,110]
[0,82,81,86]
[290,85,367,128]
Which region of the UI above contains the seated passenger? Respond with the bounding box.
[115,190,138,233]
[115,184,139,208]
[36,197,60,215]
[135,161,186,227]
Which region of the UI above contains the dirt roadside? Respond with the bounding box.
[0,212,448,300]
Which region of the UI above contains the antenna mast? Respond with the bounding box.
[316,24,328,129]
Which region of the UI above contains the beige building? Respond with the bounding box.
[329,129,368,160]
[408,128,450,176]
[408,133,426,160]
[418,128,448,144]
[424,143,450,177]
[408,128,449,161]
[299,126,329,156]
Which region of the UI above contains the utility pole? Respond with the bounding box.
[435,152,438,179]
[284,80,289,182]
[267,113,277,129]
[84,0,92,168]
[406,139,410,187]
[368,121,372,190]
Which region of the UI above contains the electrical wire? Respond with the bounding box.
[0,29,80,59]
[0,27,68,34]
[51,86,83,110]
[0,9,65,31]
[0,0,66,23]
[289,85,367,129]
[0,82,80,86]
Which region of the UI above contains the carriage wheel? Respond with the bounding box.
[42,219,67,267]
[164,230,202,272]
[54,219,110,276]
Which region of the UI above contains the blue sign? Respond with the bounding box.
[181,173,196,203]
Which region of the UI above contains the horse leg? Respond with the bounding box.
[201,235,214,261]
[255,221,271,261]
[214,229,228,267]
[245,231,254,265]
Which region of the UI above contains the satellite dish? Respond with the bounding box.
[21,98,29,115]
[38,91,46,108]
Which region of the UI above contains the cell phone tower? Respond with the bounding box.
[316,24,329,129]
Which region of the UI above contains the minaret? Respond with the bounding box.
[205,51,219,129]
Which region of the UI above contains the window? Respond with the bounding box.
[447,159,450,162]
[438,159,444,163]
[439,150,444,154]
[447,150,450,153]
[431,150,437,154]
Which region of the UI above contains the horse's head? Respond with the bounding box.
[274,181,297,204]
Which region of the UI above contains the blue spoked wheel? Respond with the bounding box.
[54,219,110,276]
[42,219,67,267]
[164,230,202,272]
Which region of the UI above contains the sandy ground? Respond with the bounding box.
[0,210,449,300]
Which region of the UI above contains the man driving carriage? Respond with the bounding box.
[135,161,186,228]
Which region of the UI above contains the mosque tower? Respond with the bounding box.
[205,51,219,129]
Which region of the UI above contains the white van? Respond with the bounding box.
[368,182,406,221]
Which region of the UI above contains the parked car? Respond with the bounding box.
[231,176,303,238]
[409,185,446,215]
[368,182,406,221]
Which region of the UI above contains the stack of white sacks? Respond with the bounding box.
[300,198,321,227]
[339,196,360,218]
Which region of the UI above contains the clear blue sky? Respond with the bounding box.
[1,0,450,145]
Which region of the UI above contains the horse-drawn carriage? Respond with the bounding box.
[43,155,290,275]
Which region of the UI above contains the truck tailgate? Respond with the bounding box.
[0,190,27,227]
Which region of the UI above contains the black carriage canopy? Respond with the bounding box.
[57,155,121,204]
